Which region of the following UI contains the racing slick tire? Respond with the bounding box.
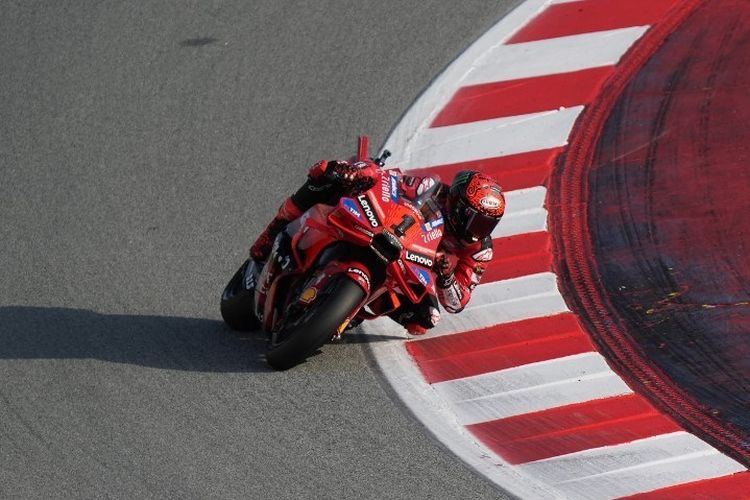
[266,274,365,370]
[220,260,261,331]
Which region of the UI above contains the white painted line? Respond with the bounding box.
[399,107,582,170]
[432,353,631,425]
[522,432,747,500]
[368,332,564,499]
[520,431,745,484]
[465,27,648,85]
[495,207,547,237]
[493,186,548,238]
[431,352,614,402]
[446,370,629,426]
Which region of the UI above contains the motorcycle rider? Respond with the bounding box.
[249,158,505,335]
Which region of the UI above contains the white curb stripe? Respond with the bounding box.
[398,106,583,169]
[520,432,745,485]
[526,434,747,499]
[433,353,631,425]
[432,352,613,402]
[492,186,548,238]
[465,27,648,85]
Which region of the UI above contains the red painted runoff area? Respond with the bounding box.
[406,313,594,384]
[431,67,613,127]
[507,0,681,44]
[407,147,562,193]
[620,471,750,499]
[468,394,681,464]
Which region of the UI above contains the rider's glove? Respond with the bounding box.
[326,160,379,195]
[435,252,455,289]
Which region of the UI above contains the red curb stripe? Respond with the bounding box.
[485,232,551,283]
[467,394,681,464]
[406,313,595,384]
[431,67,613,127]
[507,0,681,44]
[619,471,750,499]
[407,147,562,192]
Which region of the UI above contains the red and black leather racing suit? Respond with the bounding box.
[249,159,495,334]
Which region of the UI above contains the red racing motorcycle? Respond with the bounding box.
[220,136,444,370]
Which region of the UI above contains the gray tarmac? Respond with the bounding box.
[1,1,517,498]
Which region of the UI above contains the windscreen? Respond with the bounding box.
[413,176,443,224]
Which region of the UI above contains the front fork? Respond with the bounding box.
[258,228,373,337]
[294,260,372,339]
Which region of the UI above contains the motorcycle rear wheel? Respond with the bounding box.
[220,260,261,331]
[266,275,365,370]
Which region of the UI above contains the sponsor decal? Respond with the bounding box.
[405,250,434,267]
[277,253,292,271]
[299,287,317,304]
[357,195,380,228]
[480,195,501,209]
[422,228,442,244]
[390,175,399,202]
[402,199,420,217]
[472,247,494,262]
[423,217,444,243]
[354,225,374,238]
[423,217,444,231]
[308,183,332,192]
[342,198,362,218]
[380,174,391,203]
[347,267,371,288]
[353,161,368,169]
[417,177,436,195]
[409,264,432,286]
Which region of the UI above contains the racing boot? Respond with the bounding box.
[404,299,441,336]
[249,197,303,263]
[405,323,428,336]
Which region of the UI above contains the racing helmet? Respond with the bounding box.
[445,170,505,242]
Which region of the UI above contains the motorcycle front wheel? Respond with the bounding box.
[266,274,365,370]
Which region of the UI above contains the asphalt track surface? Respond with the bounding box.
[0,1,520,498]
